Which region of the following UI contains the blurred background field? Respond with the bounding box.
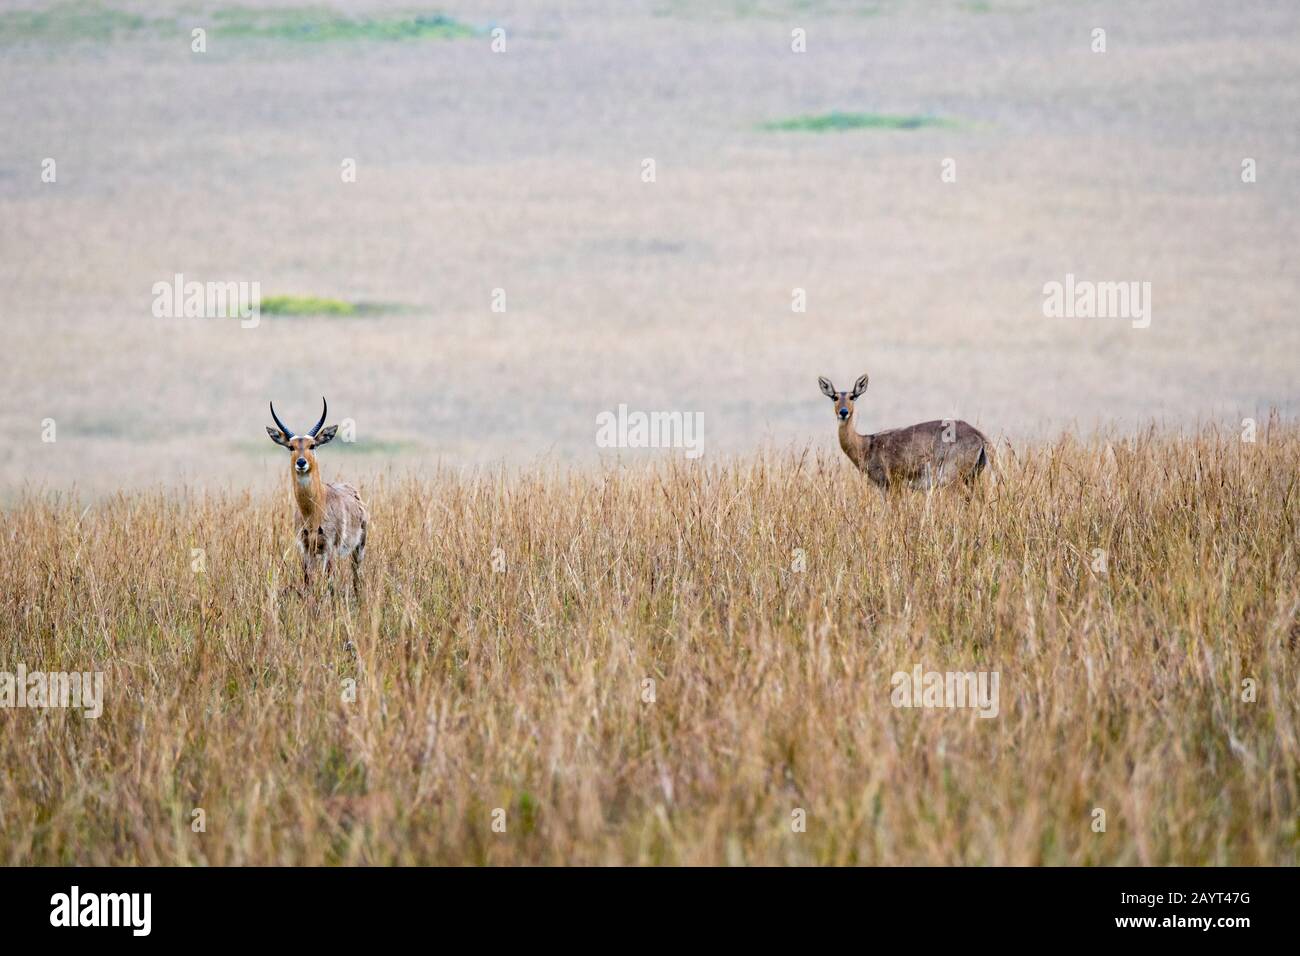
[1,0,1297,499]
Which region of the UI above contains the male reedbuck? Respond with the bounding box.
[818,374,991,492]
[266,398,368,592]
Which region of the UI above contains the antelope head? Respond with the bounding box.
[818,373,870,423]
[266,397,338,481]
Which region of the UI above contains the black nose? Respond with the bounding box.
[296,458,307,468]
[838,409,849,419]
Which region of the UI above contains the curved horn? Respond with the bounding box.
[308,397,328,437]
[269,401,294,438]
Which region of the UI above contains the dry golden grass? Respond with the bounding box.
[2,423,1298,865]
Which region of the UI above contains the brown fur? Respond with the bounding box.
[819,374,990,492]
[269,419,368,592]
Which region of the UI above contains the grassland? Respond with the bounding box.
[2,424,1297,865]
[759,111,955,132]
[0,4,478,44]
[256,295,401,317]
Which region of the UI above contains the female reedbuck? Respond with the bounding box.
[266,398,368,592]
[818,374,991,492]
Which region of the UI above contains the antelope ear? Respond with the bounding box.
[267,426,292,448]
[818,376,837,399]
[312,424,338,448]
[850,373,870,399]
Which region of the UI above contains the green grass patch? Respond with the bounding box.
[260,295,355,316]
[257,296,399,317]
[0,2,149,41]
[211,8,477,42]
[0,4,477,44]
[760,111,955,132]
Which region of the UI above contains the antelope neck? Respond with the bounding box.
[838,415,871,468]
[293,469,326,530]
